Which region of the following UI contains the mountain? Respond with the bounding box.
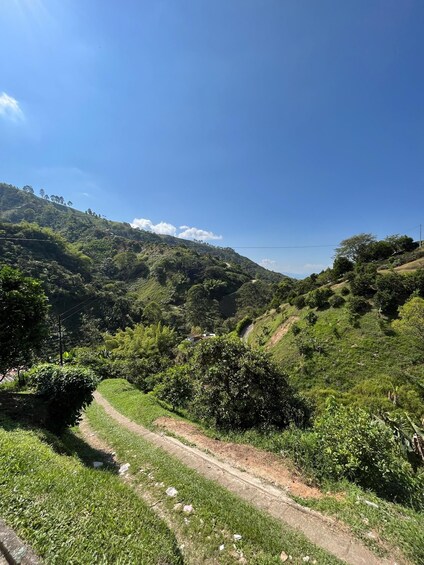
[0,182,285,344]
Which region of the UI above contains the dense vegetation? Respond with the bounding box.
[0,182,282,347]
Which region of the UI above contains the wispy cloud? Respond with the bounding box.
[131,217,222,241]
[260,258,277,269]
[0,92,24,122]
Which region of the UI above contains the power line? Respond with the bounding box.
[0,237,51,241]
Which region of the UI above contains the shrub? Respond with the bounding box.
[314,403,423,506]
[347,295,369,316]
[291,294,306,309]
[305,287,333,309]
[28,364,98,433]
[281,401,424,508]
[350,272,376,297]
[305,311,318,325]
[152,365,193,411]
[328,294,345,308]
[291,323,301,336]
[188,336,309,430]
[340,286,350,296]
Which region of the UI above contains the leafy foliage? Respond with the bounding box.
[28,364,98,432]
[153,365,193,410]
[187,336,309,430]
[393,296,424,345]
[103,323,177,389]
[0,266,49,378]
[281,401,424,508]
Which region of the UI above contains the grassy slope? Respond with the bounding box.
[247,295,424,418]
[97,380,424,564]
[0,415,182,564]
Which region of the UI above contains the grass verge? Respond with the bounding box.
[0,414,182,564]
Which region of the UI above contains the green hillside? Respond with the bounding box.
[247,237,424,422]
[0,182,283,343]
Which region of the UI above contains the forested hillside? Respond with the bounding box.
[0,182,283,345]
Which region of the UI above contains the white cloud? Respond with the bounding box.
[0,92,24,122]
[131,218,222,241]
[178,226,222,241]
[131,218,178,236]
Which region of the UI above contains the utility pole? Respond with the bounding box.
[58,315,63,366]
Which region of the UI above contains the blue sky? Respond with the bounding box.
[1,0,423,276]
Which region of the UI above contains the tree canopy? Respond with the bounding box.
[0,266,49,379]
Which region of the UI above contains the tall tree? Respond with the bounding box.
[0,267,49,380]
[335,233,376,263]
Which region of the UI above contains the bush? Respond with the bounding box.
[188,336,310,430]
[281,402,424,508]
[28,364,98,433]
[347,295,369,316]
[340,286,350,296]
[152,365,193,410]
[328,294,345,308]
[291,294,306,309]
[305,311,318,325]
[305,287,333,309]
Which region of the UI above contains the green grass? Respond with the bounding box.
[248,302,424,418]
[0,415,182,564]
[98,379,424,564]
[98,378,184,427]
[85,400,343,565]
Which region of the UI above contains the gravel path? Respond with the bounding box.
[94,391,401,565]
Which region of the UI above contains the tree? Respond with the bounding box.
[22,185,34,194]
[0,267,49,380]
[188,336,309,430]
[393,296,424,345]
[335,233,376,263]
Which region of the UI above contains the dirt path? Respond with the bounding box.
[267,316,299,348]
[155,417,322,499]
[78,418,211,564]
[93,391,399,565]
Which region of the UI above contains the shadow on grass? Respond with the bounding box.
[0,390,119,474]
[61,428,120,474]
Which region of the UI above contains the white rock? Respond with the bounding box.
[364,500,379,509]
[302,557,310,563]
[219,544,225,551]
[280,551,289,562]
[92,461,103,468]
[233,534,242,541]
[183,504,193,514]
[119,463,130,475]
[166,486,178,497]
